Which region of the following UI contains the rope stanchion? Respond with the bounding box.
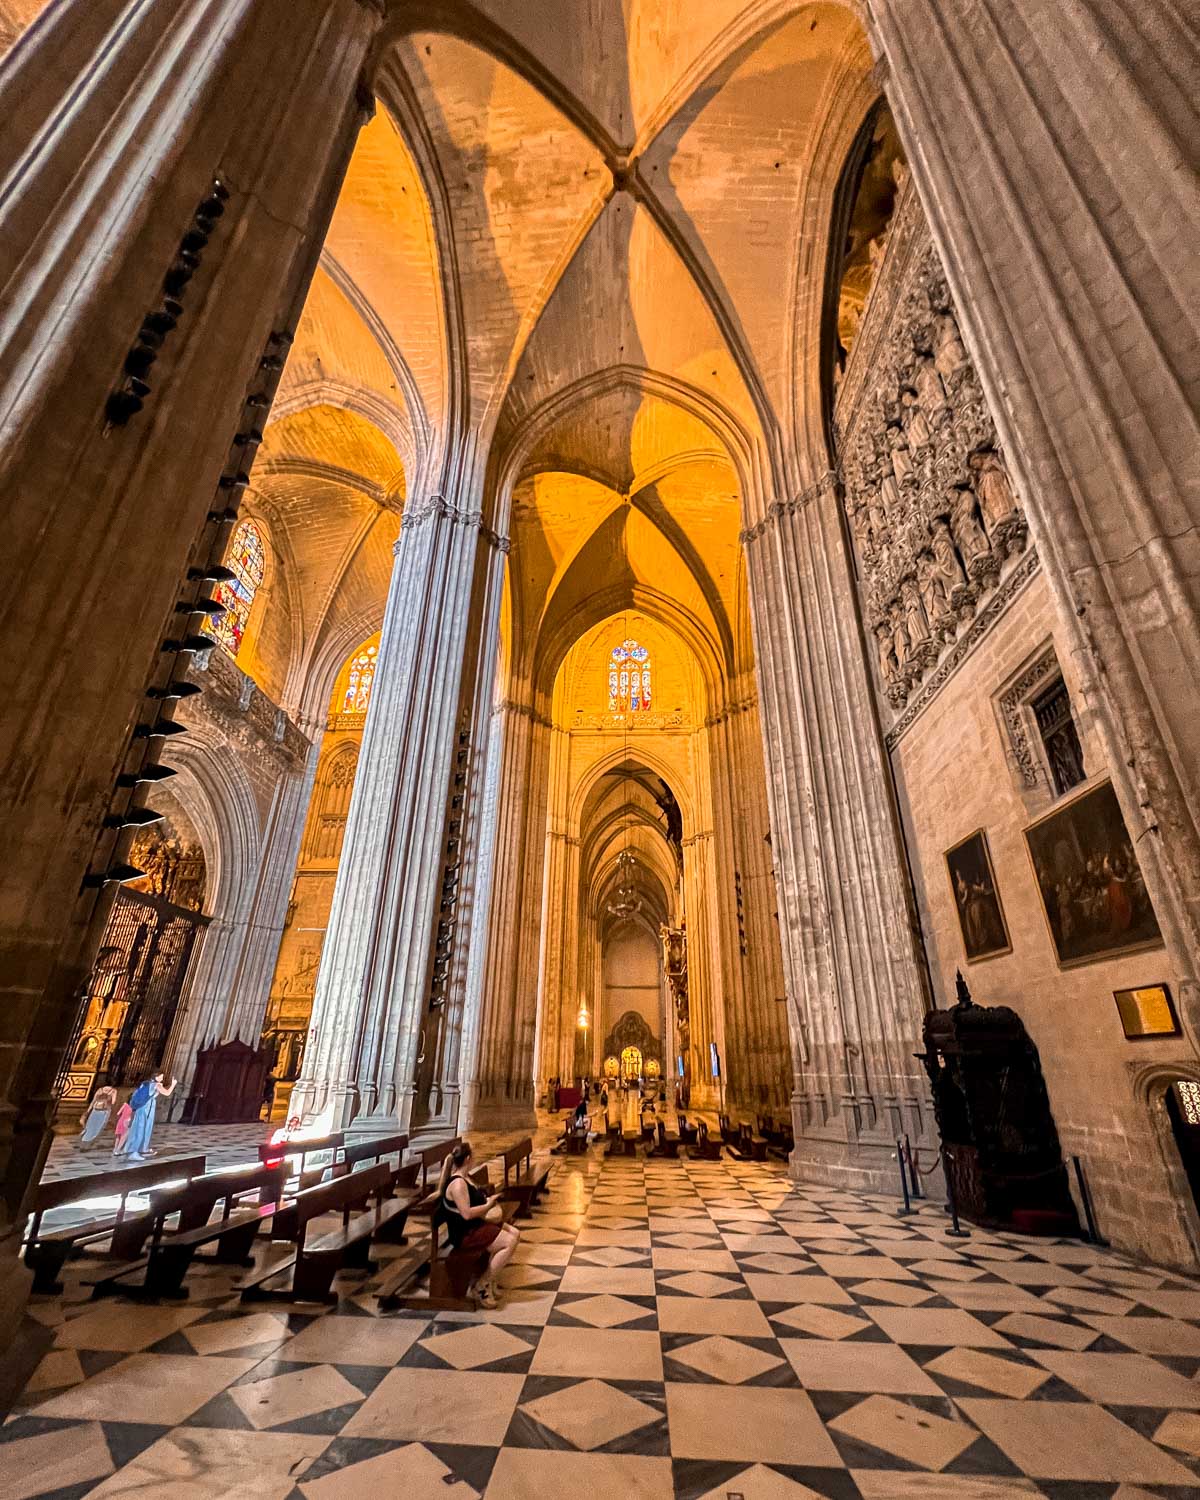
[894,1138,913,1216]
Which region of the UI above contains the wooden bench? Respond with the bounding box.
[258,1131,345,1189]
[500,1137,553,1217]
[689,1120,723,1160]
[731,1122,769,1162]
[653,1119,682,1159]
[408,1136,463,1216]
[676,1114,699,1146]
[380,1166,517,1311]
[88,1163,289,1300]
[242,1160,418,1305]
[23,1155,207,1294]
[332,1132,408,1179]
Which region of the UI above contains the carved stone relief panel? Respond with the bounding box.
[835,184,1029,720]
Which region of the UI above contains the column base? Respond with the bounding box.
[789,1105,945,1200]
[0,1233,51,1419]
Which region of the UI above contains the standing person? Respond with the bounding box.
[79,1085,117,1146]
[111,1096,134,1157]
[436,1141,520,1309]
[123,1071,176,1162]
[261,1070,279,1122]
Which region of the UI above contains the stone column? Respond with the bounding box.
[0,0,378,1409]
[461,700,551,1130]
[534,728,581,1096]
[744,476,934,1189]
[291,496,507,1133]
[681,830,722,1110]
[166,742,319,1100]
[870,0,1200,1031]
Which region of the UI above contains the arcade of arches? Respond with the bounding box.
[1,0,1199,1472]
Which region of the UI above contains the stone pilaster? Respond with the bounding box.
[0,0,379,1407]
[681,830,721,1110]
[461,700,551,1130]
[166,743,319,1100]
[744,476,934,1189]
[291,495,506,1133]
[871,0,1200,1034]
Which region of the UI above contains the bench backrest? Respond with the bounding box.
[147,1163,287,1227]
[292,1160,394,1238]
[33,1154,207,1215]
[501,1138,533,1183]
[417,1136,462,1190]
[340,1132,408,1174]
[258,1131,344,1169]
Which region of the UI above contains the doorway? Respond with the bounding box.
[1165,1080,1200,1218]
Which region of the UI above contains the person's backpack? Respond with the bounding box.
[129,1080,154,1110]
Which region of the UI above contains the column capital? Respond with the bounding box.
[396,493,510,554]
[739,471,838,545]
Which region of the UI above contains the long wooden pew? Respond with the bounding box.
[23,1155,206,1294]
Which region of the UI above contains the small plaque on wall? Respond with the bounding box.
[1114,984,1180,1040]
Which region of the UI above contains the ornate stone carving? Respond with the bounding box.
[885,549,1042,748]
[997,643,1062,788]
[835,186,1029,714]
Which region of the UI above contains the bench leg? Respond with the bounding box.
[342,1236,377,1273]
[291,1253,340,1304]
[213,1219,263,1267]
[145,1244,197,1300]
[26,1244,71,1296]
[374,1210,410,1246]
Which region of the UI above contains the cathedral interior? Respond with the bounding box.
[1,2,1199,1495]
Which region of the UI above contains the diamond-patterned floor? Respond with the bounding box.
[10,1149,1200,1497]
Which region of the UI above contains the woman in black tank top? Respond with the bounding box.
[436,1141,522,1308]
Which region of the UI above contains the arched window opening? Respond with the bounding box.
[609,639,652,715]
[307,746,359,862]
[343,642,378,715]
[213,518,266,656]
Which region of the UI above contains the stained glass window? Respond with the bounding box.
[608,639,651,714]
[342,642,378,715]
[212,519,265,656]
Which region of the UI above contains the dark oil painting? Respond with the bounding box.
[945,829,1011,963]
[1024,779,1163,968]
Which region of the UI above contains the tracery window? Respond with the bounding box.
[212,518,265,656]
[608,639,651,714]
[342,643,378,715]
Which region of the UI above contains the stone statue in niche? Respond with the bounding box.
[934,313,970,386]
[902,575,935,662]
[930,519,973,614]
[875,621,899,687]
[949,486,996,583]
[969,449,1027,556]
[836,227,1028,712]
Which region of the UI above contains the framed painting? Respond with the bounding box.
[945,829,1011,963]
[1024,778,1163,968]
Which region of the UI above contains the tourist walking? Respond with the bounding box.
[111,1097,133,1156]
[79,1085,117,1146]
[122,1071,176,1162]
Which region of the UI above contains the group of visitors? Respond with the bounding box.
[76,1071,176,1161]
[435,1140,520,1309]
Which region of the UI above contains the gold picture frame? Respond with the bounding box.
[1114,984,1180,1041]
[1023,778,1164,969]
[944,828,1011,964]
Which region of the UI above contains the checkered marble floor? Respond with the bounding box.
[10,1151,1200,1498]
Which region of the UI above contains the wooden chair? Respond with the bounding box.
[689,1120,723,1161]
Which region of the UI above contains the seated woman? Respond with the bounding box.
[436,1141,520,1309]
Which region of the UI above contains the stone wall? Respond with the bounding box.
[836,178,1198,1268]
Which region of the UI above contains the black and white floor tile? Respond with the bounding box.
[10,1143,1200,1496]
